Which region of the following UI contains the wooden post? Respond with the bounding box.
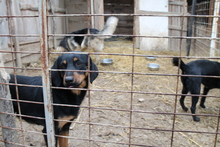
[49,0,57,49]
[8,0,22,70]
[0,53,18,147]
[93,0,104,30]
[134,0,140,48]
[186,0,197,56]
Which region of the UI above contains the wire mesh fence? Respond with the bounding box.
[0,0,220,147]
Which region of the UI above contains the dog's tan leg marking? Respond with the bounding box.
[58,116,75,147]
[58,116,75,129]
[58,130,69,147]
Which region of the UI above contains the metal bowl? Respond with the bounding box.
[101,59,113,65]
[147,63,160,71]
[146,56,156,61]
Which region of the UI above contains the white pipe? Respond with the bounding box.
[210,0,219,57]
[91,0,94,28]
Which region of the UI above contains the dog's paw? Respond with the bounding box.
[200,104,206,108]
[193,116,200,122]
[56,46,66,52]
[183,107,188,112]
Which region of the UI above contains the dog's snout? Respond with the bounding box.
[65,77,74,84]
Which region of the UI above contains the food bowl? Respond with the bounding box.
[146,56,156,61]
[101,59,113,66]
[147,63,160,71]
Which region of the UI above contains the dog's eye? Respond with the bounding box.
[60,64,67,69]
[76,62,83,66]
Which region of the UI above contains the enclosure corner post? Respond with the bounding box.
[186,0,197,56]
[0,53,18,147]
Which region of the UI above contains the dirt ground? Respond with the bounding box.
[1,40,220,147]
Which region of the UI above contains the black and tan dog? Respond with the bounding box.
[9,52,98,146]
[173,57,220,122]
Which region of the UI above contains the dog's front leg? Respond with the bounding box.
[58,130,69,147]
[191,96,200,122]
[57,118,73,147]
[95,55,100,64]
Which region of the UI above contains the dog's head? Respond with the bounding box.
[51,53,98,89]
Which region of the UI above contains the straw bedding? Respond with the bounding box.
[5,40,220,146]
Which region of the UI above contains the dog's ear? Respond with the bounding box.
[51,57,63,87]
[89,58,98,83]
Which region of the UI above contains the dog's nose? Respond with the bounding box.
[65,77,74,84]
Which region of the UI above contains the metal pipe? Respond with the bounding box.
[210,0,219,57]
[91,0,94,28]
[38,0,55,146]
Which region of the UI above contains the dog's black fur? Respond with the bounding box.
[173,57,220,121]
[59,28,100,52]
[56,16,118,64]
[9,53,98,146]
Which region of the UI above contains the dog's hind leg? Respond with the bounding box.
[190,79,202,122]
[191,95,200,122]
[180,86,189,112]
[200,87,210,108]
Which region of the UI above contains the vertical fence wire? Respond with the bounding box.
[5,0,25,146]
[87,0,92,146]
[171,1,188,146]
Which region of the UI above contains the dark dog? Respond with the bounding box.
[56,16,118,64]
[9,53,98,146]
[173,57,220,121]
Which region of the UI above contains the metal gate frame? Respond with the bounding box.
[39,0,55,146]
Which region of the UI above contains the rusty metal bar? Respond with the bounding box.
[171,1,188,146]
[38,0,55,146]
[2,13,220,18]
[214,108,220,147]
[86,0,92,145]
[46,13,220,18]
[2,33,220,40]
[128,31,136,146]
[5,0,26,145]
